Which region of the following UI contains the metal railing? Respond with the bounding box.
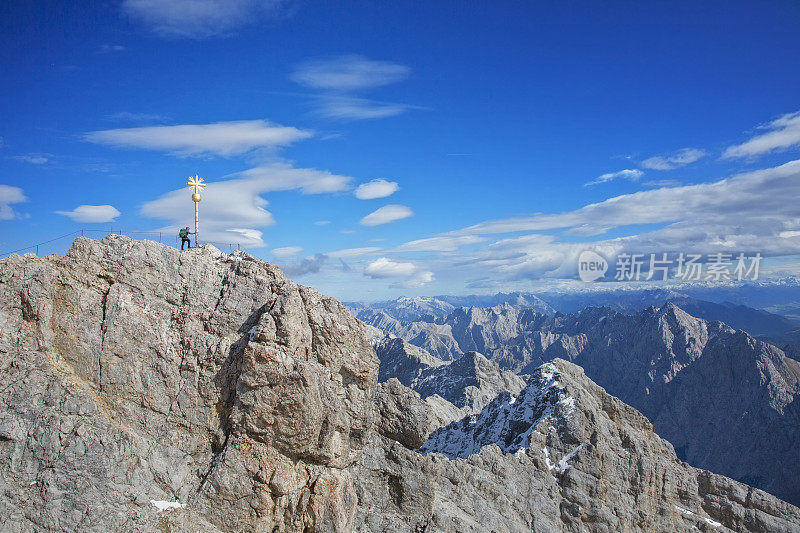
[0,229,244,259]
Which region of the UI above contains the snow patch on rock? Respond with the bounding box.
[419,362,575,459]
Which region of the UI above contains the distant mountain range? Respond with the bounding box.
[361,295,800,506]
[349,287,800,355]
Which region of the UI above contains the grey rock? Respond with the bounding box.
[355,359,800,532]
[374,299,800,506]
[373,334,525,428]
[0,236,377,532]
[374,379,436,449]
[2,236,799,532]
[372,335,445,385]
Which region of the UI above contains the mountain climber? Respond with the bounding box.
[179,227,194,250]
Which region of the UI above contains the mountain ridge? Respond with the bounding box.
[1,236,799,531]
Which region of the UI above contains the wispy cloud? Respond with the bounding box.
[395,235,488,252]
[354,178,399,199]
[104,112,169,123]
[641,148,707,170]
[56,204,120,223]
[98,44,127,53]
[122,0,288,38]
[291,55,416,121]
[271,246,303,257]
[291,55,410,91]
[0,185,27,220]
[84,119,311,157]
[141,162,352,246]
[642,179,682,188]
[391,160,800,284]
[327,247,382,258]
[723,110,800,159]
[453,160,800,237]
[360,204,413,226]
[313,95,414,120]
[12,153,52,165]
[584,168,643,187]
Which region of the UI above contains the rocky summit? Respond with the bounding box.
[1,236,799,532]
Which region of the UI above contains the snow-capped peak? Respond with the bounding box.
[419,362,575,459]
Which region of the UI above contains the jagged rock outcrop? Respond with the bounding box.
[538,304,800,506]
[0,236,378,532]
[374,379,436,450]
[369,300,800,506]
[361,314,462,360]
[2,236,799,532]
[410,351,526,421]
[372,335,445,385]
[356,359,800,532]
[372,335,525,427]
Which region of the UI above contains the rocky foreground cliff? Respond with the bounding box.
[1,236,799,532]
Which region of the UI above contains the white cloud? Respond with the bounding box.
[313,220,331,226]
[328,247,382,258]
[312,95,414,120]
[13,153,51,165]
[355,179,399,199]
[291,55,410,91]
[272,246,303,257]
[84,120,311,157]
[122,0,286,38]
[98,44,127,53]
[56,205,121,223]
[402,270,434,288]
[723,111,800,159]
[584,169,643,187]
[141,162,352,247]
[0,185,26,220]
[396,235,488,252]
[227,228,263,243]
[642,179,682,188]
[104,112,168,123]
[403,160,800,284]
[641,148,707,170]
[291,55,417,121]
[453,160,800,238]
[360,204,413,226]
[365,257,416,278]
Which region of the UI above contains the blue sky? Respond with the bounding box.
[2,1,800,300]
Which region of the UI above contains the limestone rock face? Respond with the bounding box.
[1,236,799,532]
[372,334,525,428]
[357,359,800,532]
[0,236,377,532]
[374,379,436,449]
[370,301,800,506]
